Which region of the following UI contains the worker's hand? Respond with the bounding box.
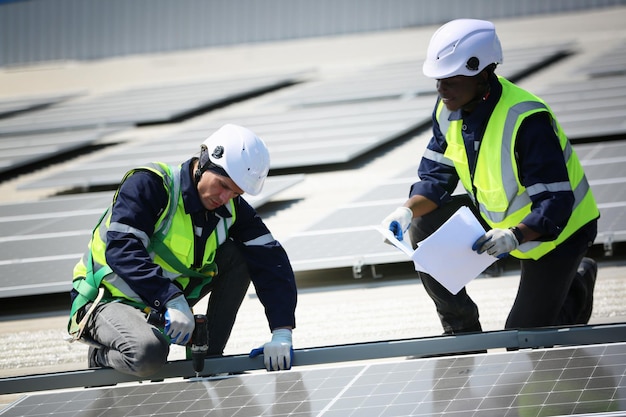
[249,329,293,371]
[472,228,518,258]
[164,294,194,345]
[381,207,413,240]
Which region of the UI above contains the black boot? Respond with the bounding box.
[88,346,100,368]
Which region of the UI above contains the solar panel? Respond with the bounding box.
[539,75,626,140]
[0,128,124,174]
[282,176,414,273]
[0,72,305,135]
[18,97,435,190]
[270,42,573,108]
[0,174,304,298]
[2,342,625,416]
[576,39,626,78]
[576,140,626,250]
[0,92,82,119]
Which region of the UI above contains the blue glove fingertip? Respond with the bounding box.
[389,221,403,240]
[472,235,491,252]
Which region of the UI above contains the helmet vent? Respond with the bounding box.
[466,56,480,71]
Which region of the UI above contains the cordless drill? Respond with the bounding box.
[146,310,209,376]
[190,314,209,376]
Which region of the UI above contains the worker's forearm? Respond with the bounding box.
[403,195,438,219]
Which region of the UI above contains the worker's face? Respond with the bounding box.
[436,73,485,112]
[197,170,244,211]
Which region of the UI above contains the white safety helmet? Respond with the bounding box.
[200,124,270,196]
[422,19,503,79]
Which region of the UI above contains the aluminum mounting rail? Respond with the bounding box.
[2,322,625,395]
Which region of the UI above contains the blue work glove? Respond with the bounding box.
[472,228,518,258]
[381,207,413,240]
[164,294,194,345]
[249,329,293,371]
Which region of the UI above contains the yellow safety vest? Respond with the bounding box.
[438,77,598,260]
[69,162,236,332]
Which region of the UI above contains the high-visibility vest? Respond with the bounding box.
[69,162,236,333]
[437,77,598,260]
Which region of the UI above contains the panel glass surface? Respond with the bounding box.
[3,343,625,416]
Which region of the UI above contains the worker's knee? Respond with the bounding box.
[124,331,170,377]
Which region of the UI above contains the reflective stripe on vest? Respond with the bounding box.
[436,77,598,259]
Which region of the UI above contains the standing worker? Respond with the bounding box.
[381,19,599,335]
[68,124,297,376]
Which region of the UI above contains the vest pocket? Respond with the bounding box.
[474,185,509,212]
[169,234,193,259]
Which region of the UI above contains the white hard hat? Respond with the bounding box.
[200,124,270,196]
[422,19,502,79]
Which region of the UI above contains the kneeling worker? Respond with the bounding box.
[68,124,297,376]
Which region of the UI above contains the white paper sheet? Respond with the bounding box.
[376,206,497,295]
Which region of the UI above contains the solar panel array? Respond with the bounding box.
[0,92,82,119]
[17,97,435,191]
[281,139,626,274]
[0,174,304,298]
[0,45,608,296]
[3,342,626,416]
[0,73,306,136]
[0,128,122,174]
[270,42,573,108]
[14,42,574,193]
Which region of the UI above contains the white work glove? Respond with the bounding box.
[381,207,413,241]
[472,228,519,258]
[164,294,194,345]
[249,329,293,371]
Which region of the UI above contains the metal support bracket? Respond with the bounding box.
[352,258,383,279]
[603,233,614,257]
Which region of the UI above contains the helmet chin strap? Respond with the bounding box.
[194,167,203,185]
[194,145,210,185]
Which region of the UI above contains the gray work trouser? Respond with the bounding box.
[82,239,251,377]
[410,195,597,334]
